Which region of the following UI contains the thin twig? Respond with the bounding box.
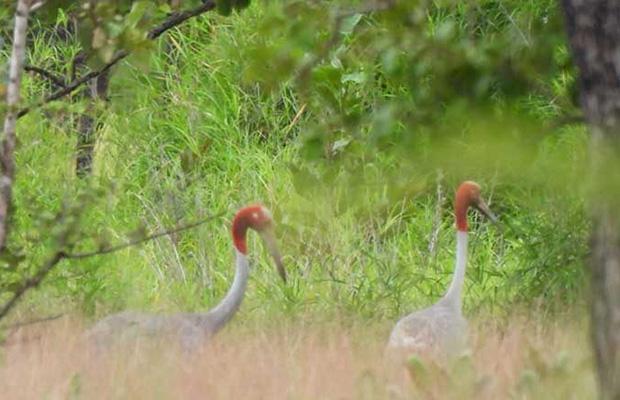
[0,313,63,330]
[17,0,216,119]
[64,211,225,259]
[284,104,307,136]
[139,199,186,283]
[17,51,127,119]
[499,2,530,47]
[147,0,216,40]
[24,65,66,88]
[0,211,225,321]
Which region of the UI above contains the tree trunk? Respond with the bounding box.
[560,2,620,399]
[75,68,109,178]
[0,0,31,255]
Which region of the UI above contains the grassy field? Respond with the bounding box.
[0,1,597,398]
[8,5,589,320]
[0,313,594,400]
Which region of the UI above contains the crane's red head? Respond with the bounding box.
[232,205,286,282]
[454,181,501,232]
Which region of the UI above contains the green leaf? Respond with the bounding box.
[331,137,352,154]
[94,2,116,19]
[125,1,151,28]
[330,56,344,69]
[341,71,367,84]
[340,14,362,35]
[158,3,171,14]
[129,48,153,73]
[370,105,396,143]
[107,21,125,39]
[92,27,106,49]
[435,21,455,42]
[313,65,343,87]
[98,44,116,63]
[381,49,402,76]
[0,249,26,270]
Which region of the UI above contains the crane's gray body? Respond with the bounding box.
[86,311,217,351]
[387,296,467,353]
[388,231,469,354]
[86,250,249,352]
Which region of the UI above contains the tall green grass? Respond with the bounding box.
[2,2,589,327]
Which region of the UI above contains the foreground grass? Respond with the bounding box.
[0,314,594,399]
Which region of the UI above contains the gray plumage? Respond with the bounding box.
[387,231,469,354]
[387,181,501,356]
[86,250,249,353]
[387,293,468,354]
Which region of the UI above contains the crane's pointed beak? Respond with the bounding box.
[260,228,287,284]
[474,197,503,233]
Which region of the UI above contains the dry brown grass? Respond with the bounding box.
[0,315,595,399]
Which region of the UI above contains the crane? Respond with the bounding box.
[86,205,286,352]
[387,181,501,355]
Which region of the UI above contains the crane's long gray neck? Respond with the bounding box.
[441,230,468,312]
[201,250,249,335]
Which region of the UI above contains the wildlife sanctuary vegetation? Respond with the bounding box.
[0,0,618,398]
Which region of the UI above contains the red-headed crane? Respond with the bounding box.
[87,205,286,351]
[388,181,501,354]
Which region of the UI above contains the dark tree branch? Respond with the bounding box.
[147,0,216,40]
[0,252,64,321]
[17,0,216,119]
[24,65,66,88]
[0,210,224,321]
[17,50,125,118]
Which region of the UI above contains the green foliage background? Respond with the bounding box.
[0,0,589,325]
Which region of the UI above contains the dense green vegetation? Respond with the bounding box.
[0,0,589,327]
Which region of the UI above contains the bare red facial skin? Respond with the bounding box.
[231,205,273,254]
[454,181,481,232]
